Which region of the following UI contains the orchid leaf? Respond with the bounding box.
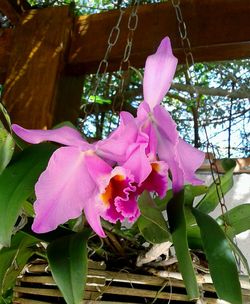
[154,189,173,211]
[226,235,250,278]
[0,231,38,295]
[47,230,90,304]
[167,191,199,300]
[196,159,236,214]
[0,122,15,175]
[22,218,73,243]
[137,191,171,244]
[217,204,250,235]
[192,208,242,304]
[0,143,56,246]
[0,104,11,130]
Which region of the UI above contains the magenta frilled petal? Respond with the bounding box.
[98,166,138,223]
[143,37,178,110]
[32,147,106,237]
[139,161,168,198]
[12,124,90,149]
[115,192,140,223]
[177,138,205,185]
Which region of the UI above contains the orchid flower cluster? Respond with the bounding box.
[12,37,205,238]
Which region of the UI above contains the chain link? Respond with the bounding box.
[170,0,228,219]
[112,0,140,115]
[81,6,125,118]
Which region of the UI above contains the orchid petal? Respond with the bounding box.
[123,143,152,184]
[143,37,178,110]
[177,139,205,185]
[99,166,138,223]
[95,113,138,163]
[153,104,178,145]
[32,147,106,237]
[115,192,140,222]
[12,124,90,149]
[137,102,150,121]
[139,161,168,198]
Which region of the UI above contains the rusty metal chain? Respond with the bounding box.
[81,5,126,119]
[170,0,228,218]
[113,0,140,115]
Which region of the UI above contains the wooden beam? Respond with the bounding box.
[67,0,250,74]
[2,7,83,129]
[0,0,250,83]
[0,0,21,25]
[0,29,13,83]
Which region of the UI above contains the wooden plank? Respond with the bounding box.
[0,0,250,84]
[0,0,20,25]
[0,29,13,83]
[68,0,250,74]
[1,6,83,129]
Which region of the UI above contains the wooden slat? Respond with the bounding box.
[13,286,96,299]
[68,0,250,74]
[0,0,250,84]
[0,29,13,83]
[1,6,83,129]
[13,299,52,304]
[0,0,20,25]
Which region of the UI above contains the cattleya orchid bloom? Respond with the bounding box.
[12,125,140,237]
[100,37,204,192]
[130,37,204,192]
[139,37,205,192]
[12,36,205,238]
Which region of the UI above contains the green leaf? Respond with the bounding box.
[154,189,173,211]
[192,208,242,304]
[167,191,199,300]
[0,123,15,174]
[89,95,111,105]
[47,230,90,304]
[0,231,38,294]
[226,236,250,278]
[217,204,250,235]
[0,143,56,246]
[0,104,11,131]
[22,218,73,243]
[137,191,171,244]
[196,160,236,214]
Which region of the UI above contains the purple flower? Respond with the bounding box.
[138,37,205,192]
[12,124,139,237]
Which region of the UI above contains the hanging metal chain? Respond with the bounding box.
[113,0,140,115]
[170,0,228,218]
[81,5,125,119]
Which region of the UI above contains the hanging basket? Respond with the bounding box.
[13,259,250,303]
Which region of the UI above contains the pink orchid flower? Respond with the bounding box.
[12,124,139,237]
[138,37,205,192]
[97,111,169,199]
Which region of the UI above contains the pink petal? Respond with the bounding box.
[99,166,138,223]
[153,104,178,145]
[137,102,150,121]
[177,139,205,185]
[12,124,90,149]
[139,161,168,198]
[122,143,152,184]
[115,192,140,223]
[32,147,106,237]
[143,37,178,110]
[95,112,138,163]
